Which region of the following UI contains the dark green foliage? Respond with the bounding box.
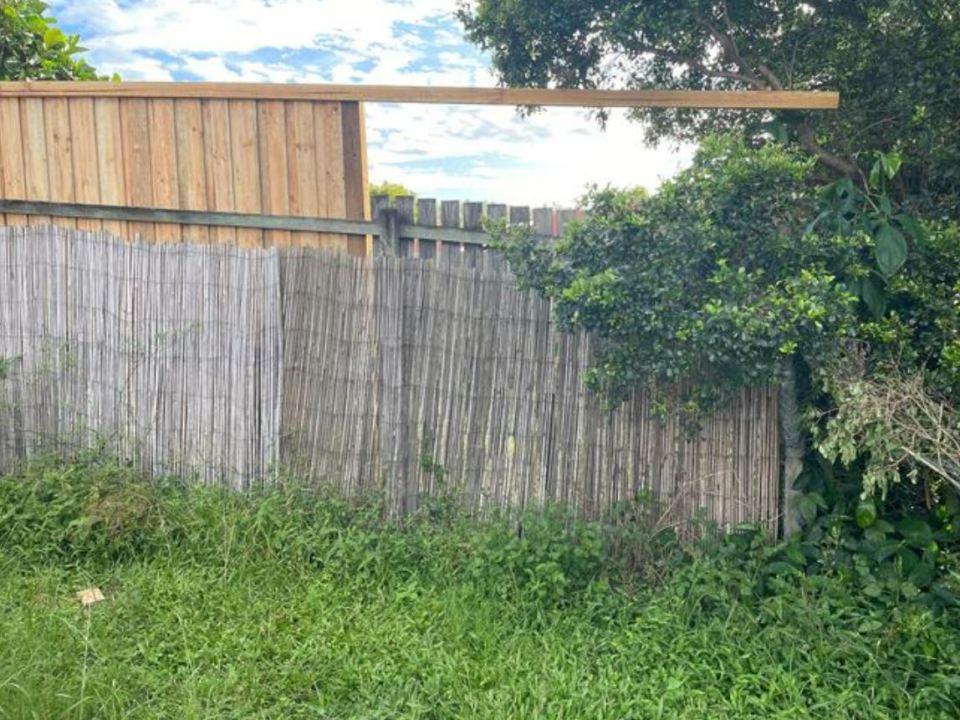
[763,458,960,614]
[458,0,960,213]
[2,459,960,717]
[0,0,106,80]
[494,136,863,409]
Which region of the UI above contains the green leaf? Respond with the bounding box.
[893,213,926,242]
[874,519,895,534]
[897,547,920,574]
[908,561,936,588]
[855,499,878,529]
[765,561,798,575]
[873,540,901,562]
[880,152,902,179]
[798,495,819,525]
[43,28,65,47]
[784,544,806,566]
[857,276,888,319]
[897,518,934,545]
[874,224,908,278]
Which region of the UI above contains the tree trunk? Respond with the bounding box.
[779,357,805,538]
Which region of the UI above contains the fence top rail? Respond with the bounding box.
[0,82,840,110]
[0,199,517,246]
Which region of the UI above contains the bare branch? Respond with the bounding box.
[634,42,766,88]
[796,123,861,178]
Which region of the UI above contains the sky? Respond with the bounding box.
[50,0,694,207]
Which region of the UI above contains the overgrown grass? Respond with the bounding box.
[1,456,959,718]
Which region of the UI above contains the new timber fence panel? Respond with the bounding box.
[0,88,368,252]
[0,226,781,532]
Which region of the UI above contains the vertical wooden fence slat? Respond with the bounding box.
[340,101,369,256]
[462,202,483,230]
[462,201,484,266]
[557,208,577,236]
[395,195,415,257]
[148,99,181,243]
[257,100,290,248]
[440,200,460,263]
[370,194,391,257]
[508,205,531,225]
[202,99,237,246]
[532,207,552,236]
[175,99,210,243]
[43,97,77,231]
[68,99,102,233]
[370,194,391,216]
[120,99,154,241]
[21,98,51,226]
[228,100,263,249]
[317,101,349,253]
[0,98,27,224]
[417,198,437,259]
[487,203,507,222]
[93,98,128,238]
[284,101,318,248]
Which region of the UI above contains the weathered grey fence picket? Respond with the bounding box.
[0,226,780,530]
[369,195,583,264]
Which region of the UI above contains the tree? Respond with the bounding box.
[463,0,960,527]
[0,0,103,80]
[458,0,960,214]
[494,137,866,529]
[369,181,417,202]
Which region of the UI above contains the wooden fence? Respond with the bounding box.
[369,194,582,262]
[0,226,780,530]
[0,85,369,253]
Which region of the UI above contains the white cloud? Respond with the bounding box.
[52,0,692,206]
[56,0,456,56]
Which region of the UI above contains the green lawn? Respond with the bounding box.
[1,459,958,718]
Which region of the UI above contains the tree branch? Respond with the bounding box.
[695,13,766,88]
[756,63,783,90]
[796,123,861,178]
[635,42,765,89]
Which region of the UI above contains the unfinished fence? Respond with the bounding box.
[369,194,582,262]
[0,226,780,530]
[0,84,369,252]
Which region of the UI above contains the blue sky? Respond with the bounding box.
[51,0,693,206]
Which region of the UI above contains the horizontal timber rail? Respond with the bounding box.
[0,199,508,248]
[0,82,840,110]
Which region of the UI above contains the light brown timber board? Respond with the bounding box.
[0,82,840,110]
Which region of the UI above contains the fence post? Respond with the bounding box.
[376,206,400,257]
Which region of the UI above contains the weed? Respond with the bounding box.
[0,457,958,718]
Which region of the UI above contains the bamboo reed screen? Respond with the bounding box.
[0,86,369,253]
[0,226,781,531]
